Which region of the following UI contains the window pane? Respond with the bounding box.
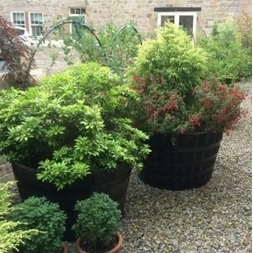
[12,12,25,27]
[31,26,43,37]
[31,13,43,24]
[179,15,194,34]
[69,8,86,33]
[69,8,86,15]
[161,15,175,26]
[30,13,44,37]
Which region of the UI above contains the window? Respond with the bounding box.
[29,12,44,38]
[158,12,196,36]
[11,12,25,28]
[155,7,201,39]
[69,8,86,16]
[69,7,86,33]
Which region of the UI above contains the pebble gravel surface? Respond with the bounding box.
[10,81,251,253]
[118,81,252,253]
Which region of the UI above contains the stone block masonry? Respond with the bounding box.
[0,156,14,182]
[0,0,251,34]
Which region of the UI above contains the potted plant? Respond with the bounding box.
[197,19,252,84]
[0,62,150,240]
[8,196,68,253]
[126,21,246,190]
[0,182,39,253]
[72,192,122,253]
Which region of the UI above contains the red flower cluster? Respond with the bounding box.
[131,76,246,134]
[195,79,246,133]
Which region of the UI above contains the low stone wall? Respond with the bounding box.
[0,156,14,182]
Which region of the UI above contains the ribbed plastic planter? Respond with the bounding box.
[139,132,223,190]
[12,164,131,241]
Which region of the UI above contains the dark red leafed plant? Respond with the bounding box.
[0,16,37,89]
[192,79,246,134]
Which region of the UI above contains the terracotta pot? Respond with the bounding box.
[62,242,69,253]
[76,232,123,253]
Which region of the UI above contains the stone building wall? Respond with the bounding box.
[0,157,13,182]
[0,0,251,34]
[85,0,252,34]
[0,0,85,32]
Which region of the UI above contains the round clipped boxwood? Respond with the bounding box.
[72,192,122,252]
[9,196,67,253]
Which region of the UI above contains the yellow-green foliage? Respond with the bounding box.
[128,21,208,93]
[0,62,150,190]
[197,18,252,83]
[0,182,38,253]
[125,21,246,135]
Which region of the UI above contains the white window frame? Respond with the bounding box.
[11,12,25,28]
[157,11,198,38]
[69,7,86,33]
[69,7,86,16]
[29,12,44,38]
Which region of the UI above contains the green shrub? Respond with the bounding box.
[72,192,121,251]
[0,62,150,190]
[63,21,143,76]
[127,21,207,95]
[9,196,66,253]
[126,21,246,135]
[0,182,38,253]
[197,18,252,83]
[126,21,208,134]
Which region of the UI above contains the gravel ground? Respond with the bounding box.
[9,78,251,252]
[64,81,252,252]
[118,81,252,253]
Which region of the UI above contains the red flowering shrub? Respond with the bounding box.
[126,22,246,136]
[192,79,246,133]
[130,77,246,135]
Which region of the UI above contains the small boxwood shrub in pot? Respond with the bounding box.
[72,192,122,253]
[8,196,67,253]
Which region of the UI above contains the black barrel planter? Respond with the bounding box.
[139,131,223,190]
[12,164,131,242]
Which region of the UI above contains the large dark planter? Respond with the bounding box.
[12,164,131,242]
[139,131,223,190]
